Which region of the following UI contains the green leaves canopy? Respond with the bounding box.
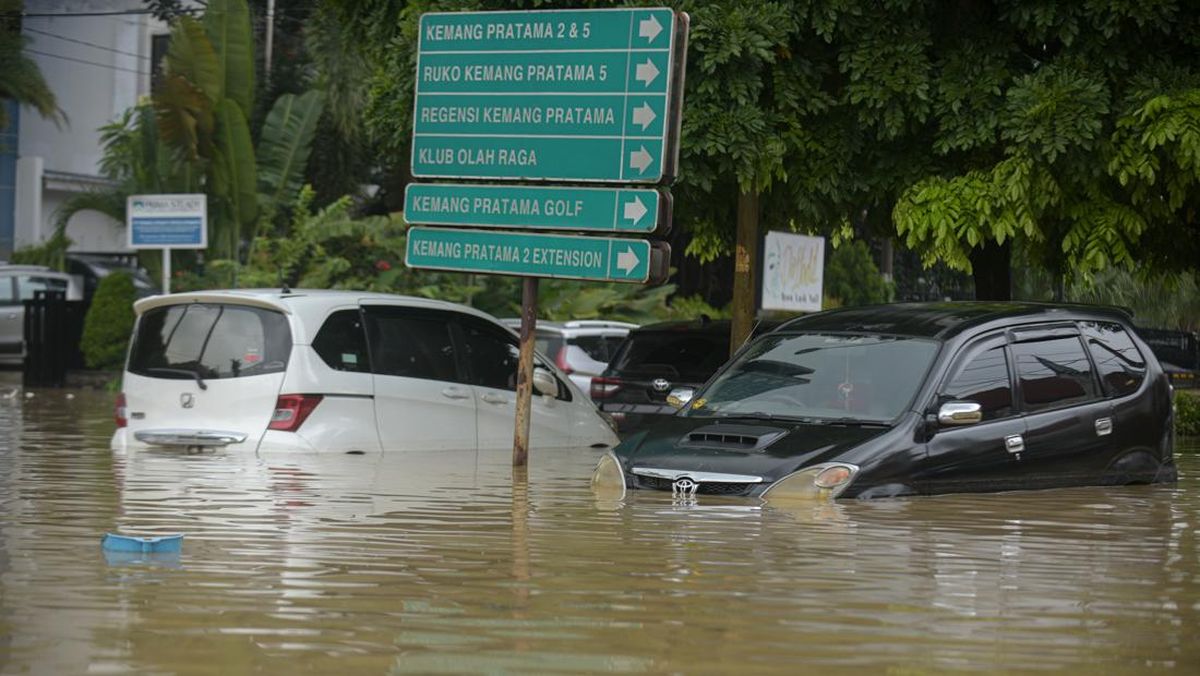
[339,0,1200,293]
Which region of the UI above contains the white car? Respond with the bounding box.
[499,319,637,395]
[111,289,620,453]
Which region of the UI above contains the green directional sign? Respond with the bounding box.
[411,7,684,183]
[404,184,668,234]
[406,227,668,284]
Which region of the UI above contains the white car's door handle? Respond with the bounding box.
[441,387,470,400]
[482,392,509,405]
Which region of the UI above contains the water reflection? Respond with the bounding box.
[1,381,1198,672]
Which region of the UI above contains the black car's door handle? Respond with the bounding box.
[1094,417,1113,436]
[1005,434,1025,454]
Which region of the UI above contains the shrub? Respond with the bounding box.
[81,272,136,370]
[824,240,891,307]
[1176,390,1200,438]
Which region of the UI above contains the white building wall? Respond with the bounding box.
[15,0,167,253]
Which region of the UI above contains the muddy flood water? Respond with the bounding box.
[1,383,1198,674]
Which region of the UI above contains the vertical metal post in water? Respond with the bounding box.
[512,277,538,467]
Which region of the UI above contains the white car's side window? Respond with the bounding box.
[363,307,459,384]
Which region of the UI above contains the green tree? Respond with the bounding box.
[53,0,322,269]
[0,0,64,133]
[327,1,1200,326]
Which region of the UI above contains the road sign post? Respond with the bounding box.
[406,227,669,284]
[405,184,670,235]
[411,8,685,183]
[405,7,688,466]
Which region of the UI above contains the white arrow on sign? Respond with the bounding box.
[623,197,648,224]
[635,59,660,87]
[629,147,653,174]
[631,102,656,130]
[617,246,640,274]
[639,15,663,42]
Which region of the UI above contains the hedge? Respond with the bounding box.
[81,272,136,370]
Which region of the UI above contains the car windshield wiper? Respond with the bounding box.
[145,367,208,390]
[815,416,890,427]
[710,411,815,423]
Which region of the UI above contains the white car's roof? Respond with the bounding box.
[134,288,511,344]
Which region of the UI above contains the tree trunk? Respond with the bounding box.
[730,187,759,356]
[970,240,1012,301]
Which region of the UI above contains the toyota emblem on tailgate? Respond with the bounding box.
[180,393,194,409]
[652,378,671,392]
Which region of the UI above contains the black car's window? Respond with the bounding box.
[611,331,728,380]
[1081,321,1146,397]
[363,308,457,382]
[313,309,370,373]
[1012,336,1098,412]
[687,333,939,422]
[129,303,292,379]
[943,346,1013,420]
[17,275,68,300]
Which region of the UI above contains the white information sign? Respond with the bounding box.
[762,231,824,313]
[127,194,207,249]
[127,194,207,293]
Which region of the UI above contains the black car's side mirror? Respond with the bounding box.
[666,387,695,410]
[937,401,983,426]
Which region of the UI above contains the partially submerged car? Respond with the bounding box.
[112,289,619,453]
[592,302,1176,500]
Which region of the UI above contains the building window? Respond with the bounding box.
[150,34,171,94]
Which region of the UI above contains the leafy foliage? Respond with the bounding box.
[81,273,137,371]
[824,240,892,307]
[335,0,1200,301]
[257,91,325,222]
[1176,390,1200,438]
[0,0,63,132]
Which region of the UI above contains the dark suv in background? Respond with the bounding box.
[591,318,776,432]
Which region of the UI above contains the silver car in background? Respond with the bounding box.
[0,264,85,365]
[501,319,638,396]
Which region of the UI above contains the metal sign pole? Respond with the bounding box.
[162,248,171,294]
[512,277,538,466]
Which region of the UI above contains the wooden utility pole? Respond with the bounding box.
[729,187,759,356]
[512,277,538,466]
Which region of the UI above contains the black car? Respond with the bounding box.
[592,302,1176,500]
[591,318,775,432]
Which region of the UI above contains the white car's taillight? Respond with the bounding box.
[268,394,323,432]
[114,392,127,428]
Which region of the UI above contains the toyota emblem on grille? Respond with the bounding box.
[671,477,699,497]
[652,378,671,392]
[180,393,194,409]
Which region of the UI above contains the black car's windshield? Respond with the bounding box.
[686,333,939,422]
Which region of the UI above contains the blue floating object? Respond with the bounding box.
[102,532,184,554]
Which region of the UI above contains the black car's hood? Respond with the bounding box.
[615,415,893,482]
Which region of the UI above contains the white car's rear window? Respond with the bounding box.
[129,303,291,380]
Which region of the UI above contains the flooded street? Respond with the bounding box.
[1,383,1198,673]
